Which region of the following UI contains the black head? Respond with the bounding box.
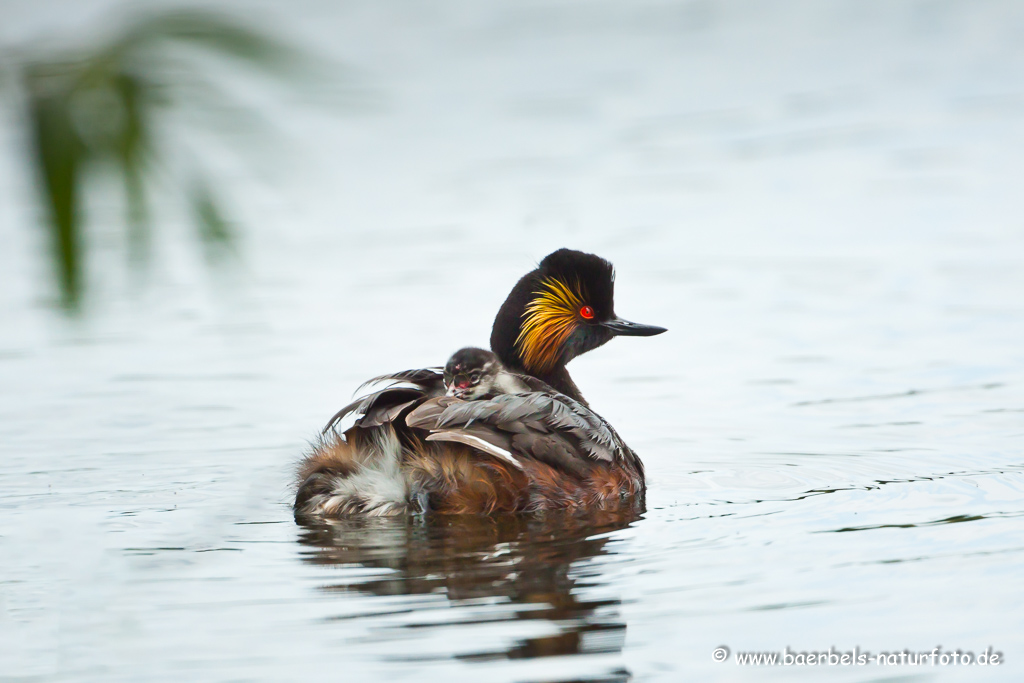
[444,347,500,399]
[490,248,666,378]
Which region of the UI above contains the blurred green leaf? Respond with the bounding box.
[111,70,151,264]
[123,11,305,75]
[6,9,329,311]
[24,68,86,310]
[190,180,234,262]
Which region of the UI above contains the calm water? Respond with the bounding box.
[2,1,1024,681]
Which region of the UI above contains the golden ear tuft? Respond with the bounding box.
[515,277,584,374]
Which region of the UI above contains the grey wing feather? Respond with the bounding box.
[323,367,445,434]
[415,393,625,464]
[510,431,594,477]
[435,394,546,428]
[406,396,459,430]
[356,367,444,393]
[361,398,421,428]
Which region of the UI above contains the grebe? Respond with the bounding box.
[442,347,531,400]
[294,248,666,517]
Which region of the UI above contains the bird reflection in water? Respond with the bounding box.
[296,508,640,671]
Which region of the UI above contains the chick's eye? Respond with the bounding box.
[580,305,595,320]
[469,372,481,382]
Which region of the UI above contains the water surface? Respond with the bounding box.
[2,1,1024,681]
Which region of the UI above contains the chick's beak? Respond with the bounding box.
[601,317,667,337]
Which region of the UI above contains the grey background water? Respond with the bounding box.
[2,1,1023,681]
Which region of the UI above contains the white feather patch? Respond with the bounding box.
[320,427,409,514]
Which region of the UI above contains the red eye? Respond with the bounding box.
[580,305,595,320]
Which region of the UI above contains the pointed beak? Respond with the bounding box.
[601,317,667,337]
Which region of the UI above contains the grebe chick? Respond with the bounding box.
[444,347,530,400]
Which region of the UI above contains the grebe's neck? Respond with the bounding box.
[539,366,587,406]
[502,360,588,407]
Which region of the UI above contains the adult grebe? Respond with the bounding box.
[294,248,666,517]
